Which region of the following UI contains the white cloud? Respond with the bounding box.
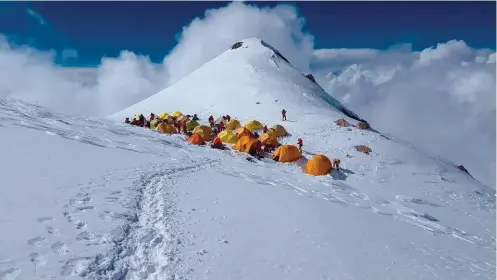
[0,2,495,188]
[316,40,496,188]
[26,8,47,25]
[0,36,166,116]
[162,1,314,85]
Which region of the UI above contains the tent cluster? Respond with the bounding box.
[124,110,370,177]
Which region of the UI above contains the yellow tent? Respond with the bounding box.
[304,155,333,176]
[266,128,277,137]
[156,122,177,134]
[259,133,278,147]
[193,125,214,141]
[171,111,183,118]
[270,124,288,137]
[244,120,263,131]
[235,127,254,139]
[217,130,238,144]
[158,112,169,120]
[233,136,261,153]
[226,119,241,131]
[186,120,200,131]
[272,145,302,163]
[177,115,189,122]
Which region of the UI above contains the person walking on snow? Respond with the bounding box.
[297,137,303,153]
[281,109,287,121]
[124,117,130,124]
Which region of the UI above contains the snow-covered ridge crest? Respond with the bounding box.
[110,37,365,124]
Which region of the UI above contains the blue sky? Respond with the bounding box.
[0,1,495,66]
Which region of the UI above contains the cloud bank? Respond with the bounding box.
[0,2,495,187]
[315,40,495,187]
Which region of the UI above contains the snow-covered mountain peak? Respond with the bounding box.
[110,37,362,124]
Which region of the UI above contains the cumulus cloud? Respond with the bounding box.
[162,1,314,85]
[316,40,496,187]
[0,2,314,116]
[0,2,495,187]
[0,35,165,116]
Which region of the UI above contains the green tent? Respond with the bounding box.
[186,120,200,131]
[150,119,160,129]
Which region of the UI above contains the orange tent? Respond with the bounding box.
[193,125,214,141]
[235,127,254,139]
[272,145,302,163]
[187,133,205,145]
[259,133,278,147]
[212,136,222,146]
[156,122,177,134]
[304,155,333,176]
[233,136,261,153]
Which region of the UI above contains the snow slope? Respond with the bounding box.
[1,37,495,280]
[110,37,363,124]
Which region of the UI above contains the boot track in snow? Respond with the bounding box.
[80,158,219,280]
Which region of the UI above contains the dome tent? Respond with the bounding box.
[304,155,333,176]
[244,120,264,132]
[272,145,301,163]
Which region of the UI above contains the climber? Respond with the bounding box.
[209,115,215,127]
[297,137,303,153]
[149,113,156,121]
[124,117,130,124]
[217,121,225,132]
[182,120,188,134]
[263,125,268,133]
[226,115,231,122]
[173,119,181,133]
[210,137,227,150]
[248,140,263,159]
[130,117,138,126]
[281,109,287,121]
[137,114,146,127]
[192,114,199,121]
[333,158,341,170]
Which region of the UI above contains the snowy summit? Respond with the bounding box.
[1,37,495,280]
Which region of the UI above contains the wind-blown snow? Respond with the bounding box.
[1,37,495,280]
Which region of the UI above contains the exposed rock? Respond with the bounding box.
[355,145,372,154]
[356,121,370,130]
[260,40,290,64]
[305,74,317,83]
[231,42,243,50]
[335,118,351,127]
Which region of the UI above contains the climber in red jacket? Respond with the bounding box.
[297,137,303,153]
[281,109,287,121]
